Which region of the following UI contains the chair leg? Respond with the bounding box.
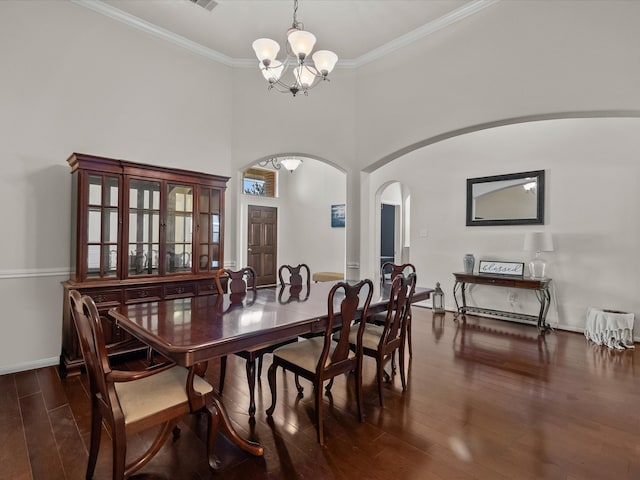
[245,357,257,418]
[146,346,154,366]
[86,404,102,479]
[218,355,227,395]
[294,373,304,395]
[315,380,325,445]
[266,362,278,416]
[325,377,334,392]
[111,423,127,480]
[376,356,385,407]
[355,359,364,422]
[399,345,407,391]
[407,314,413,357]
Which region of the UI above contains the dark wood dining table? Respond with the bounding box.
[108,280,433,465]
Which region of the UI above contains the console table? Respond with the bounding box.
[452,272,552,332]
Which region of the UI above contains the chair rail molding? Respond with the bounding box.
[0,268,71,280]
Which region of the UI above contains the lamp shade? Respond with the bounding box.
[287,29,316,59]
[252,38,280,65]
[293,66,316,89]
[312,50,338,75]
[524,232,554,252]
[259,60,284,82]
[279,158,302,172]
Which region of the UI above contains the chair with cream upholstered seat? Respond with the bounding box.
[350,272,416,406]
[215,266,295,419]
[265,279,373,445]
[376,262,417,357]
[68,290,218,479]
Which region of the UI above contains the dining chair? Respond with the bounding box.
[377,262,417,357]
[68,290,218,479]
[215,266,291,419]
[278,263,311,289]
[277,263,311,303]
[350,273,416,407]
[214,266,256,395]
[266,279,374,445]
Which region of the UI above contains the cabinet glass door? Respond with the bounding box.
[166,184,193,274]
[86,174,120,279]
[128,179,160,276]
[198,187,221,272]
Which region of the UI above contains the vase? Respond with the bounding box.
[463,254,475,274]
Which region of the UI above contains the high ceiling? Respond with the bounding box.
[94,0,486,62]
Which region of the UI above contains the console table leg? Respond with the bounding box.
[535,289,552,333]
[452,281,465,319]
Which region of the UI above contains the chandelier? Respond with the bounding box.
[252,0,338,97]
[259,157,303,173]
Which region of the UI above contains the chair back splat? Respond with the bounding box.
[266,279,374,445]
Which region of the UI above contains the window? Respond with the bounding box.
[243,168,276,197]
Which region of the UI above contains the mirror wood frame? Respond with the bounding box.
[466,170,545,226]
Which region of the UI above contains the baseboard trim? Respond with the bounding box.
[0,357,60,375]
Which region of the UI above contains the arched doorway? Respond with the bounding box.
[376,181,411,281]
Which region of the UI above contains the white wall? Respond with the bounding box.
[0,1,233,373]
[237,160,346,277]
[367,117,640,333]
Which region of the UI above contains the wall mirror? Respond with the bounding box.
[466,170,545,226]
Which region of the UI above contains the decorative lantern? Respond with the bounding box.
[432,282,445,314]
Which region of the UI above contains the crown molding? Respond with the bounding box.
[353,0,500,68]
[71,0,235,66]
[72,0,499,70]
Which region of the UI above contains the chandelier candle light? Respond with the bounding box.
[252,0,338,97]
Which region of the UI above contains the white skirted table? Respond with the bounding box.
[585,307,635,349]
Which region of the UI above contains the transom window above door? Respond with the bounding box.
[243,168,276,197]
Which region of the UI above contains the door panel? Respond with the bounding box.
[380,203,395,267]
[247,205,277,286]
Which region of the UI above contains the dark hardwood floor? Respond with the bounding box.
[3,308,640,479]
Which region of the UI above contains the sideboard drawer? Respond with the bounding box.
[124,286,163,304]
[197,278,220,295]
[86,288,123,308]
[165,282,196,299]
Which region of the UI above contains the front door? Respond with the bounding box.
[247,205,277,286]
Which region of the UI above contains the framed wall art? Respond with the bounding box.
[331,204,345,228]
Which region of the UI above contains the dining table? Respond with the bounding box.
[108,280,433,467]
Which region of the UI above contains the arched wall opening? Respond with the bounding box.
[365,114,640,332]
[235,154,347,282]
[373,181,411,284]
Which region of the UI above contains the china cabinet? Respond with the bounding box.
[61,153,229,376]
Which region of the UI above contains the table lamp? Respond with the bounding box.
[523,232,554,278]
